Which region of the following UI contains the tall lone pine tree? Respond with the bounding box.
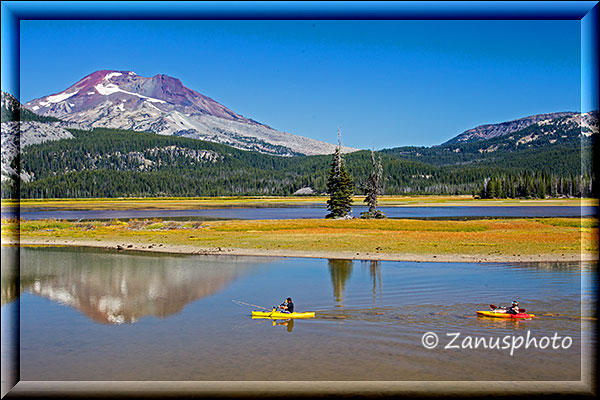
[360,150,386,219]
[326,129,354,219]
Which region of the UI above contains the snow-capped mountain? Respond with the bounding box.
[24,70,356,156]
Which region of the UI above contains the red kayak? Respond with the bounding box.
[476,310,535,319]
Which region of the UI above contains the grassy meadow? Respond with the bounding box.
[3,217,597,258]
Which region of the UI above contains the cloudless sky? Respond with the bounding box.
[19,19,581,149]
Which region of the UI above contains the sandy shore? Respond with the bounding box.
[4,237,597,263]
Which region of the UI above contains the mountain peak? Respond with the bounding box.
[24,70,251,123]
[22,71,352,156]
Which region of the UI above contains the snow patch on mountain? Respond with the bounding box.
[104,72,123,80]
[94,80,166,103]
[44,90,79,104]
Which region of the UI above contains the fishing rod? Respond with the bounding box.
[232,300,272,311]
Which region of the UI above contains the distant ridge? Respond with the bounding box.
[444,111,579,145]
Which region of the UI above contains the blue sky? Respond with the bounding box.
[18,19,582,149]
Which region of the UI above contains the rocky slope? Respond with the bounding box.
[1,91,20,121]
[1,121,74,183]
[2,91,77,184]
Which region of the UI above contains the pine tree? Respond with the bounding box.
[326,129,354,219]
[360,150,385,219]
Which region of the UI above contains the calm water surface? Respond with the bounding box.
[3,205,597,220]
[2,247,596,381]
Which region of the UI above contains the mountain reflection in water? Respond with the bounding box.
[7,247,267,324]
[4,247,385,325]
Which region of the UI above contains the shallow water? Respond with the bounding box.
[3,205,597,220]
[2,247,596,381]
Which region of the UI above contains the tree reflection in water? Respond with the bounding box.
[366,260,382,302]
[328,259,353,306]
[328,259,382,307]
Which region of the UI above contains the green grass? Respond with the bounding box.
[536,218,598,229]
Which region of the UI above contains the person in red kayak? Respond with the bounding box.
[506,300,520,315]
[278,297,294,313]
[493,300,520,314]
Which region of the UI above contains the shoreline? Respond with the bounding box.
[2,196,596,211]
[4,237,597,263]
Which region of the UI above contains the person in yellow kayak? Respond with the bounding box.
[278,297,294,314]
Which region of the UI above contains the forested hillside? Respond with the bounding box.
[14,125,595,198]
[381,113,595,174]
[380,112,597,199]
[18,128,442,197]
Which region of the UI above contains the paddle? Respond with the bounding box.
[232,300,271,311]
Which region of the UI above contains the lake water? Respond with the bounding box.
[3,205,597,220]
[2,246,596,382]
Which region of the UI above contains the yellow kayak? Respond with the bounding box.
[252,310,315,319]
[476,311,535,319]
